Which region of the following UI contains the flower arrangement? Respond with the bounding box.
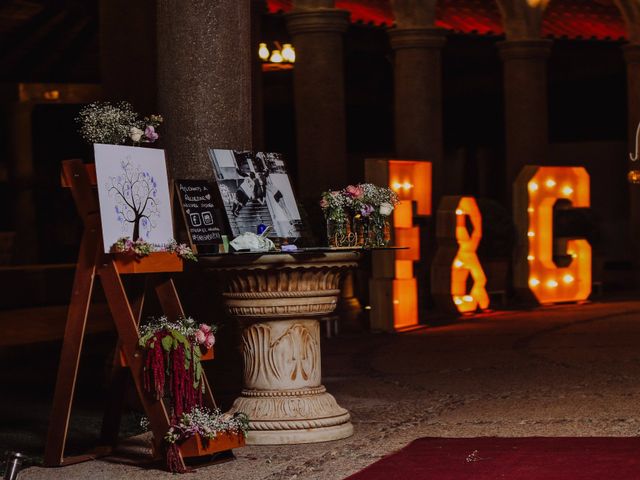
[111,237,197,261]
[76,101,163,146]
[138,317,248,473]
[320,183,399,247]
[111,237,154,257]
[165,240,198,262]
[165,407,249,473]
[138,317,216,417]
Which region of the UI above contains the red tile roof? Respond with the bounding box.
[266,0,627,40]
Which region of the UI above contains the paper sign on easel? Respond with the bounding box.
[94,144,174,253]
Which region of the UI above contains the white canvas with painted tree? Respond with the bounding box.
[94,144,174,253]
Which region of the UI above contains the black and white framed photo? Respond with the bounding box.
[208,149,303,239]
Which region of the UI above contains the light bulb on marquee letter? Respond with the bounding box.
[432,196,489,314]
[514,166,591,304]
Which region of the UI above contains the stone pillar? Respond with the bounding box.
[156,0,253,179]
[498,39,552,193]
[285,7,349,200]
[100,0,157,112]
[388,27,446,201]
[623,44,640,273]
[252,0,266,150]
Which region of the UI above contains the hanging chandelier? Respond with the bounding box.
[258,42,295,71]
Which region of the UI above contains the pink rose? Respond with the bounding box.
[199,323,211,334]
[320,198,328,209]
[195,330,206,345]
[205,333,215,349]
[345,185,363,198]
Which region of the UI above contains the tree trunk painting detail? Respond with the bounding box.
[108,158,161,240]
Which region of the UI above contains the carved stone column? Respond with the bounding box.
[202,251,357,444]
[156,0,253,179]
[498,39,552,194]
[388,27,446,201]
[285,7,349,200]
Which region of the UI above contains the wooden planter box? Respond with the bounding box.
[200,347,214,361]
[113,252,183,274]
[179,431,245,458]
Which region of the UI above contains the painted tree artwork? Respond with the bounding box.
[94,144,174,253]
[109,159,160,240]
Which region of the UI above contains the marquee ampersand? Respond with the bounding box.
[432,196,489,314]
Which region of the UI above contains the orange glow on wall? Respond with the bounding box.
[514,166,591,304]
[432,196,489,314]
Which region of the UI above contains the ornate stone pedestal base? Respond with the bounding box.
[231,385,353,444]
[202,251,359,445]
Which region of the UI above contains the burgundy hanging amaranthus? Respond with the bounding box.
[139,320,211,418]
[138,317,217,472]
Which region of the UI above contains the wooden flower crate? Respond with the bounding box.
[200,347,214,361]
[179,431,245,458]
[113,252,183,274]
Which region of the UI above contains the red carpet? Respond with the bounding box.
[345,437,640,479]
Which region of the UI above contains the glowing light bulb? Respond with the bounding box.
[563,274,574,283]
[528,207,534,213]
[562,186,573,196]
[454,259,464,268]
[403,182,413,190]
[527,255,535,261]
[456,209,464,216]
[545,179,556,188]
[529,182,539,192]
[454,297,463,305]
[528,231,535,237]
[281,43,295,62]
[547,280,558,288]
[393,299,400,305]
[258,43,270,61]
[392,182,402,190]
[270,50,283,63]
[463,295,474,303]
[530,278,540,287]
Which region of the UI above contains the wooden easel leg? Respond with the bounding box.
[100,280,147,447]
[99,263,185,470]
[44,228,98,467]
[153,277,217,410]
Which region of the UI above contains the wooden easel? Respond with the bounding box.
[44,159,218,470]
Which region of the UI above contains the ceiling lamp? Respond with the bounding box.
[259,41,295,72]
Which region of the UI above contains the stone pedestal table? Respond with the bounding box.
[201,250,358,444]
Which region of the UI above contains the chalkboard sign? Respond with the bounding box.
[175,180,223,252]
